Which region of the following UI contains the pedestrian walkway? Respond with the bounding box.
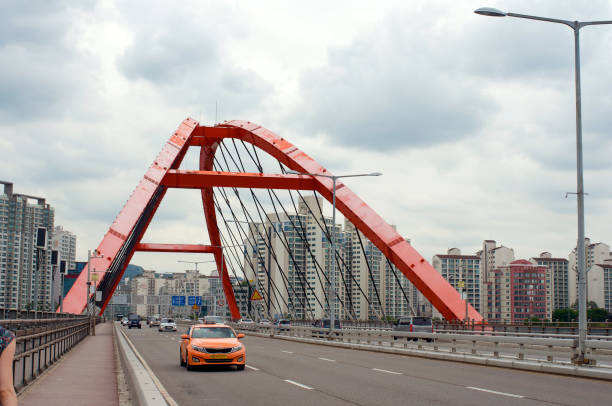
[19,321,119,406]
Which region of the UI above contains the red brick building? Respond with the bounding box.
[486,259,548,323]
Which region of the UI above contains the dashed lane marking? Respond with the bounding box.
[281,350,294,354]
[372,368,402,375]
[245,365,259,371]
[466,387,524,398]
[284,379,314,390]
[318,357,335,362]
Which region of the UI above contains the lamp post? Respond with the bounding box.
[87,249,104,335]
[475,7,612,363]
[288,170,382,332]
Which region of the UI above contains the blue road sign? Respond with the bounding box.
[188,296,203,306]
[172,296,186,306]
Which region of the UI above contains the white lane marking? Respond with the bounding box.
[245,365,259,371]
[281,350,294,354]
[372,368,402,375]
[466,387,524,399]
[284,379,314,390]
[318,357,336,362]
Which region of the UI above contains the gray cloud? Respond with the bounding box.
[0,1,96,121]
[292,10,496,151]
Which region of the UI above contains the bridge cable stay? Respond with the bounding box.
[385,257,418,317]
[281,178,357,320]
[355,228,387,320]
[216,136,394,322]
[215,141,313,318]
[213,140,318,319]
[212,149,297,318]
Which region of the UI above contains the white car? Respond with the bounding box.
[238,318,255,325]
[121,317,129,326]
[158,318,177,332]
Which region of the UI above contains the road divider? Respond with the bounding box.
[116,325,179,406]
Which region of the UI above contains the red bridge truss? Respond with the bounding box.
[61,118,482,322]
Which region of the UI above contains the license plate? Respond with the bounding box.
[209,354,227,359]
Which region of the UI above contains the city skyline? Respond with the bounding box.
[1,1,611,274]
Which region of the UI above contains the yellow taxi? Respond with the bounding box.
[180,323,246,371]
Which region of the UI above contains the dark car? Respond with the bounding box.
[128,314,142,329]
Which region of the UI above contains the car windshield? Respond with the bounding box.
[128,314,139,320]
[192,327,236,339]
[161,318,173,323]
[412,317,432,325]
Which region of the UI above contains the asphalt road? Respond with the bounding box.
[122,324,611,406]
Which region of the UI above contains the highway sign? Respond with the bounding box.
[172,296,186,306]
[457,281,465,289]
[250,290,263,301]
[217,299,225,307]
[188,296,202,306]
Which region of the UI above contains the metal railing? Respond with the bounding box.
[1,316,98,393]
[233,323,612,367]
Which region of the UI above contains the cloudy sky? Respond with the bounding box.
[2,0,611,275]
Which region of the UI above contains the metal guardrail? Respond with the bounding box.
[289,319,612,336]
[232,323,612,367]
[1,316,101,393]
[0,308,85,320]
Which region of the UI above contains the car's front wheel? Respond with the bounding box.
[186,353,195,371]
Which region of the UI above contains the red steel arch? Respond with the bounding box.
[61,118,481,323]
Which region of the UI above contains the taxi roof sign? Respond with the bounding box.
[250,290,263,301]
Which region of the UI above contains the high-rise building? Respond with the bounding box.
[530,252,568,311]
[477,240,515,315]
[588,259,612,313]
[486,259,549,323]
[432,248,481,315]
[0,181,55,311]
[568,238,612,306]
[241,195,417,321]
[51,225,77,309]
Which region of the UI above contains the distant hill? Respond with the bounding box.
[122,264,144,281]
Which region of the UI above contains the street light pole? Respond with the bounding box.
[288,170,382,332]
[475,7,612,363]
[87,249,103,335]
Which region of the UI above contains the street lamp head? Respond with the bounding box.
[474,7,507,17]
[369,172,383,177]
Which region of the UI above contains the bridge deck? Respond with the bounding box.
[18,322,120,406]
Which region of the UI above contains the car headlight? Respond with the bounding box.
[230,344,243,353]
[191,345,208,353]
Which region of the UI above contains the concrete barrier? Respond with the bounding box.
[115,324,176,406]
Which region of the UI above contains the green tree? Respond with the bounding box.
[553,308,578,322]
[587,307,609,322]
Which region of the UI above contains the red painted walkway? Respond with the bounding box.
[19,322,119,406]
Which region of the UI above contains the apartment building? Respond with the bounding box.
[486,259,549,323]
[588,259,612,313]
[477,240,515,315]
[240,195,418,321]
[530,252,568,311]
[0,181,55,311]
[568,238,612,306]
[432,248,481,314]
